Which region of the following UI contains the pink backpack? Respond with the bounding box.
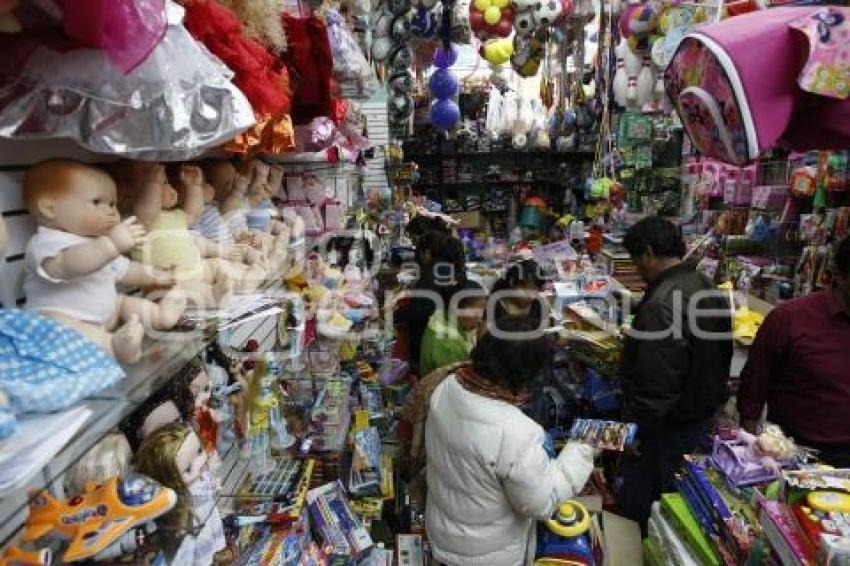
[665,7,850,166]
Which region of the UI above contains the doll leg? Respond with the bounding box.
[117,290,186,330]
[43,311,144,364]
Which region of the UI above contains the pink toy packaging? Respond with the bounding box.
[665,7,850,166]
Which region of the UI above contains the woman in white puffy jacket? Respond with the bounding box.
[425,317,596,566]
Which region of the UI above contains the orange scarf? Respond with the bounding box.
[455,366,529,407]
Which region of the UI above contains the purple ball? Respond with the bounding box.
[433,44,458,68]
[428,68,459,100]
[430,99,460,130]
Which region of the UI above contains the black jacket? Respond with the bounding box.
[620,263,733,433]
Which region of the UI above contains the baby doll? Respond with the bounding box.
[170,165,269,286]
[112,161,260,307]
[22,160,186,363]
[203,159,295,268]
[134,423,225,565]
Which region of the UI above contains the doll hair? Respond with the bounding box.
[108,160,163,217]
[133,422,193,533]
[63,433,132,497]
[217,0,287,53]
[23,160,114,216]
[119,359,203,450]
[201,160,239,203]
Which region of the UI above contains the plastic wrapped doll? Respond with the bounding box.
[325,9,377,99]
[182,0,294,157]
[713,425,799,486]
[205,354,240,453]
[113,161,266,307]
[0,1,254,160]
[21,160,187,363]
[134,423,225,565]
[241,359,294,471]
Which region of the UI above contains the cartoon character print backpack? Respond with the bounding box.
[665,6,850,166]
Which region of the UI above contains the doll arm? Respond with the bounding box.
[248,161,270,197]
[41,217,146,280]
[179,166,206,226]
[133,172,164,227]
[193,235,225,259]
[221,172,250,216]
[119,262,177,288]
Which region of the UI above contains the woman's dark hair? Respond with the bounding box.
[622,216,686,260]
[492,259,543,293]
[442,278,486,312]
[407,215,450,242]
[835,234,850,277]
[471,317,550,393]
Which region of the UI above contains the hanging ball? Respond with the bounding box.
[470,8,486,30]
[474,0,492,11]
[429,68,459,99]
[484,5,502,24]
[391,15,411,41]
[430,99,461,129]
[433,44,459,68]
[495,17,513,36]
[619,4,658,38]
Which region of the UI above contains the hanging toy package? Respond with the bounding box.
[326,9,378,100]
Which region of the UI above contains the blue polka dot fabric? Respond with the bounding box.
[0,309,125,417]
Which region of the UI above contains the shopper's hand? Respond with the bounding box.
[109,216,146,253]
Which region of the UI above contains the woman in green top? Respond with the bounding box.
[419,280,487,377]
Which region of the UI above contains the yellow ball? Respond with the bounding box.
[484,5,501,24]
[493,0,510,8]
[474,0,491,11]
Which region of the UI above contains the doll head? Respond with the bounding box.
[112,161,178,217]
[202,160,239,204]
[134,422,207,532]
[120,388,185,451]
[23,160,121,237]
[63,433,132,497]
[120,360,204,450]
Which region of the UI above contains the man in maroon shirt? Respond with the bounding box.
[738,235,850,466]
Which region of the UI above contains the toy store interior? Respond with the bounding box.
[0,0,849,564]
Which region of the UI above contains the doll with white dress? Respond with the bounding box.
[22,159,187,363]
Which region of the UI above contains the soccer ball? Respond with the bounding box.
[511,0,537,13]
[533,0,562,27]
[514,11,537,35]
